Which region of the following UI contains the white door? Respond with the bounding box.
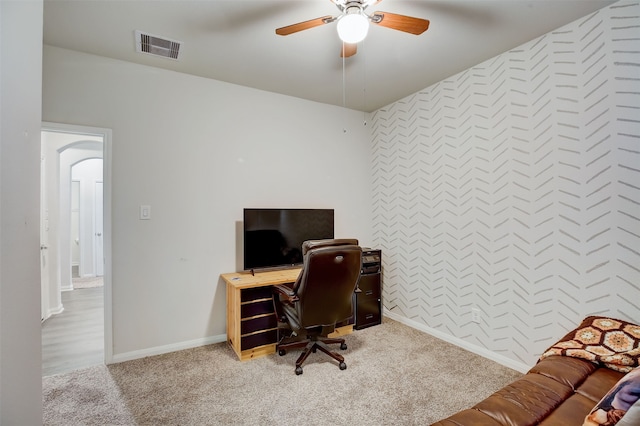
[95,181,104,277]
[71,181,80,277]
[40,154,50,320]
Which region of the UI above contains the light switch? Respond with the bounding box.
[140,205,151,220]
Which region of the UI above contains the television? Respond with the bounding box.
[243,208,335,271]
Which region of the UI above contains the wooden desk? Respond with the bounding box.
[222,268,353,361]
[222,269,300,361]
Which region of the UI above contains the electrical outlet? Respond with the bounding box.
[471,308,481,324]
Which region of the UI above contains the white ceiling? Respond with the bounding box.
[43,0,617,112]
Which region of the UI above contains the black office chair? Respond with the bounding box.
[272,239,362,375]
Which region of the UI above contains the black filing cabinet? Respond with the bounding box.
[354,249,382,330]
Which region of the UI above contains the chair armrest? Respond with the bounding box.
[272,283,299,303]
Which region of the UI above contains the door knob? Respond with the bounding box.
[40,245,48,250]
[96,233,102,236]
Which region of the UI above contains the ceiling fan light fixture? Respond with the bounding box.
[337,13,369,44]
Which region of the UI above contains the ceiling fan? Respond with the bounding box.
[275,0,430,58]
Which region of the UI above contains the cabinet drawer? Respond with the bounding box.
[359,287,380,298]
[241,329,278,351]
[355,294,381,330]
[356,310,381,329]
[241,314,277,335]
[241,300,274,318]
[358,274,381,297]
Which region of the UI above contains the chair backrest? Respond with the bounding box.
[292,239,362,329]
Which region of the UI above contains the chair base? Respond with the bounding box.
[277,335,348,375]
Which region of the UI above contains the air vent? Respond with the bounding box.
[135,30,181,60]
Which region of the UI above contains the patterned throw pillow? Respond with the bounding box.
[540,316,640,373]
[583,366,640,426]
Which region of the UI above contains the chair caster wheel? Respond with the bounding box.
[278,349,286,356]
[339,362,347,370]
[340,342,347,350]
[295,367,303,375]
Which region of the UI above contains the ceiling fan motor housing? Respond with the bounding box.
[341,1,367,16]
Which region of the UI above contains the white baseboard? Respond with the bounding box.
[109,315,531,373]
[41,304,64,322]
[384,309,531,374]
[50,304,64,317]
[110,334,227,364]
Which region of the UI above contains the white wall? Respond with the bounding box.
[42,46,373,359]
[371,1,640,371]
[0,0,43,423]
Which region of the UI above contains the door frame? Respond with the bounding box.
[40,153,50,320]
[41,122,113,364]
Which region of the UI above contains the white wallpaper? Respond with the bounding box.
[370,1,640,367]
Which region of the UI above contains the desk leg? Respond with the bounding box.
[226,283,242,359]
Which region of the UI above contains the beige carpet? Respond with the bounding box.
[43,318,523,425]
[72,276,104,289]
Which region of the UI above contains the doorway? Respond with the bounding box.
[40,123,112,375]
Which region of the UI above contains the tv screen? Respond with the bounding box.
[243,208,335,271]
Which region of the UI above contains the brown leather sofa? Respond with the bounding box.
[433,316,640,425]
[432,354,625,425]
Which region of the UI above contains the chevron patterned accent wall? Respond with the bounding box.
[370,1,640,367]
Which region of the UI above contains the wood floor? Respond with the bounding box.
[41,286,104,376]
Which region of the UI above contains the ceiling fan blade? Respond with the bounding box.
[371,11,430,35]
[340,43,357,58]
[275,16,333,36]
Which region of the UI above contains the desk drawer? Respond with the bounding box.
[241,300,274,317]
[241,314,277,335]
[241,286,273,302]
[241,329,278,351]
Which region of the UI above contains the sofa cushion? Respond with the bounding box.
[530,355,597,390]
[538,393,605,426]
[584,366,640,426]
[472,372,574,426]
[540,316,640,373]
[577,367,628,403]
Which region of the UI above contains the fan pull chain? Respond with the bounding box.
[362,39,367,125]
[342,41,347,133]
